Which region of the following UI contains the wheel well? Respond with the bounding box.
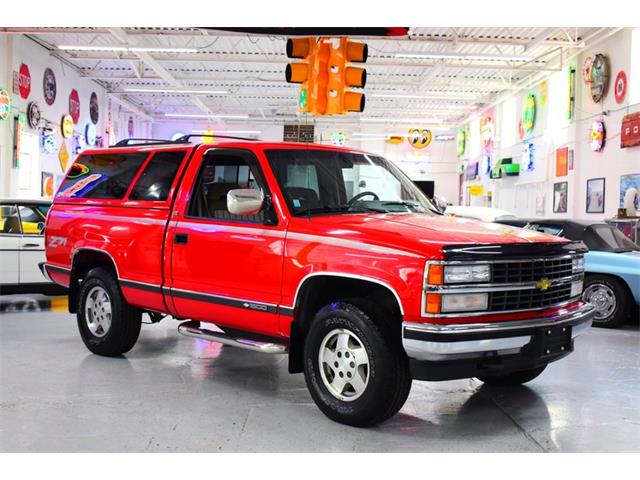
[288,275,402,374]
[68,250,117,313]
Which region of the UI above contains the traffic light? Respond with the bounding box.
[285,36,368,115]
[326,37,367,115]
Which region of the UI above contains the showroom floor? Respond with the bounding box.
[1,294,639,453]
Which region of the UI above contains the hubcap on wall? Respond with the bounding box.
[583,283,616,321]
[318,328,370,402]
[85,286,112,338]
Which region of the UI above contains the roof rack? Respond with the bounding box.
[173,134,257,143]
[112,138,176,147]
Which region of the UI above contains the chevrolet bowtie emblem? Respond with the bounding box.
[535,278,552,291]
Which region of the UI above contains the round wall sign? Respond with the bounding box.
[61,114,74,138]
[43,68,57,105]
[408,128,432,149]
[589,54,609,103]
[456,129,466,156]
[0,88,11,120]
[69,89,80,123]
[522,94,536,135]
[614,70,627,104]
[89,92,99,124]
[590,120,606,152]
[85,123,97,146]
[19,63,31,99]
[27,102,42,129]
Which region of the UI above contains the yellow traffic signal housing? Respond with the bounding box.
[326,38,368,115]
[285,36,368,116]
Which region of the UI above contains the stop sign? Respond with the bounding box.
[19,63,31,99]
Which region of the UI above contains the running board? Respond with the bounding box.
[177,321,288,354]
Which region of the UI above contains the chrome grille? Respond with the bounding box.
[489,284,574,312]
[491,257,573,284]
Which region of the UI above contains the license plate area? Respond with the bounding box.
[538,325,572,357]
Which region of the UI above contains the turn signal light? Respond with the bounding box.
[427,264,444,285]
[425,293,441,314]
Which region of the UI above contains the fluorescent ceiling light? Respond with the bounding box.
[370,93,478,101]
[395,52,533,62]
[359,117,444,124]
[192,130,261,135]
[124,88,228,95]
[58,45,198,53]
[165,113,249,119]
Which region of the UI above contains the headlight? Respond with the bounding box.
[443,264,490,284]
[441,293,488,312]
[572,256,585,273]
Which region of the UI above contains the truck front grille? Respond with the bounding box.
[489,283,574,312]
[492,257,573,284]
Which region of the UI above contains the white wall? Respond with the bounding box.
[460,28,640,220]
[0,35,150,199]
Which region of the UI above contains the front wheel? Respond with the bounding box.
[582,274,631,328]
[477,366,546,386]
[77,267,142,356]
[303,301,412,427]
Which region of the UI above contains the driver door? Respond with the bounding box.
[167,148,285,337]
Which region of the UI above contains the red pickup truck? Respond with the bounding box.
[43,137,595,427]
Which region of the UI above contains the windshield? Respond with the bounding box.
[265,149,440,216]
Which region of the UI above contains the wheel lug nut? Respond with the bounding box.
[345,352,350,358]
[334,361,339,368]
[350,362,355,368]
[339,372,344,378]
[337,352,342,358]
[347,372,352,378]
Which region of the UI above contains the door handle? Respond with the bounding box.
[22,243,40,248]
[174,233,189,245]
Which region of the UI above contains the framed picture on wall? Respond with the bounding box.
[553,181,568,213]
[586,178,605,213]
[555,147,569,177]
[41,171,54,197]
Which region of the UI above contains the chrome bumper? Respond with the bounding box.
[402,302,595,361]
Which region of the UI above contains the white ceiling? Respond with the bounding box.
[3,27,622,129]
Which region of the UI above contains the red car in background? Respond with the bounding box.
[43,137,594,426]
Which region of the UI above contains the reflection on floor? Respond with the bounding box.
[0,294,68,313]
[1,294,639,452]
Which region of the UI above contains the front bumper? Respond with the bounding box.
[403,302,595,381]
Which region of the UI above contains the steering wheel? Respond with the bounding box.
[348,191,379,206]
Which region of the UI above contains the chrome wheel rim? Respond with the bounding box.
[583,283,616,321]
[318,328,370,402]
[85,286,112,338]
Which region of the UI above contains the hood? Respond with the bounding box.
[301,212,567,257]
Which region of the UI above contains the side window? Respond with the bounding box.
[188,152,266,223]
[0,204,21,234]
[57,152,149,199]
[129,150,185,201]
[17,205,47,235]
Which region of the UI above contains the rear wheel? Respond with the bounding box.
[77,267,141,356]
[583,274,631,328]
[303,300,412,427]
[477,366,546,386]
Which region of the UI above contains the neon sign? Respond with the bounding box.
[590,121,606,152]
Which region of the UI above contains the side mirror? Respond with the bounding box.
[227,189,264,215]
[432,195,448,214]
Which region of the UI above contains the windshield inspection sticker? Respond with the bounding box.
[293,199,301,207]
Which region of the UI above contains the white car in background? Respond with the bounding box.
[445,205,519,223]
[0,198,65,295]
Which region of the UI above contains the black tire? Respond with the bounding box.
[477,365,546,386]
[582,274,631,328]
[303,300,412,427]
[77,267,141,356]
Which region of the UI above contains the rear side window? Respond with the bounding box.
[57,152,149,199]
[129,150,185,201]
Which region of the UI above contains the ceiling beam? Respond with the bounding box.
[107,94,153,121]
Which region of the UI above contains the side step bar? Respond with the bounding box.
[177,321,288,354]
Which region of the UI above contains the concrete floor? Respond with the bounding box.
[1,294,639,453]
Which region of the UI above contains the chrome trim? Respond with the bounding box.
[170,287,279,309]
[178,320,287,354]
[422,296,583,319]
[402,302,594,361]
[71,247,121,279]
[425,273,583,293]
[405,302,594,335]
[39,262,52,282]
[427,254,582,266]
[289,271,405,315]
